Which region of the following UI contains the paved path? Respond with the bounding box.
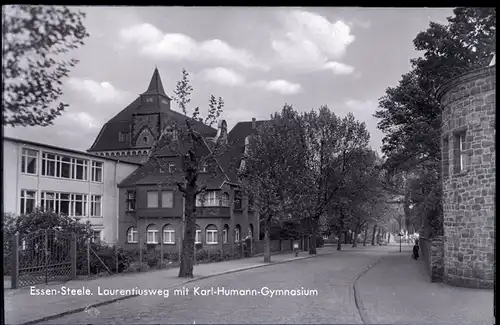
[38,245,388,324]
[356,246,494,325]
[5,247,338,324]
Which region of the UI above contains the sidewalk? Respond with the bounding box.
[5,246,337,325]
[356,246,494,325]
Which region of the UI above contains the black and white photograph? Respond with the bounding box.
[2,5,495,325]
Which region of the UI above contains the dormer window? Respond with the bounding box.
[201,164,208,173]
[119,132,131,142]
[168,163,175,173]
[145,97,154,103]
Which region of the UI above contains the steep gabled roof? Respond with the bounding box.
[88,68,217,152]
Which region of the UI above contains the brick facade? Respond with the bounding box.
[437,65,495,289]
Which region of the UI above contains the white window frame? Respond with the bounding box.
[91,161,103,183]
[220,192,230,206]
[147,191,159,208]
[163,227,175,244]
[206,227,218,244]
[41,152,89,181]
[21,148,38,175]
[200,164,208,173]
[195,228,201,244]
[459,133,467,172]
[40,191,87,216]
[222,227,228,244]
[147,226,159,244]
[235,227,241,243]
[90,195,102,217]
[20,190,37,215]
[168,163,175,173]
[126,191,136,211]
[92,230,102,243]
[196,191,220,207]
[161,191,173,208]
[127,227,138,243]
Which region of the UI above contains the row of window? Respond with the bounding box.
[21,148,103,182]
[126,224,253,245]
[20,189,102,217]
[125,190,250,210]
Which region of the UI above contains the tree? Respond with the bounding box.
[299,108,370,254]
[239,105,307,262]
[374,8,495,237]
[148,69,225,278]
[2,5,89,127]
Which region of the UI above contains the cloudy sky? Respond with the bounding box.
[4,6,453,153]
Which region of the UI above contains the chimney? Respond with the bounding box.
[252,118,256,129]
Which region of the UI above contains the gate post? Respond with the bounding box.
[11,234,19,289]
[44,229,49,284]
[71,233,77,280]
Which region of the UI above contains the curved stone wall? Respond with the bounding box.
[437,65,495,289]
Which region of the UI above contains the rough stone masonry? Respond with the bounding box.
[437,64,495,289]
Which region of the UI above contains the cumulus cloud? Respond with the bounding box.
[199,67,246,87]
[272,10,355,75]
[252,79,302,95]
[119,23,267,70]
[65,112,99,129]
[345,99,376,111]
[67,77,129,104]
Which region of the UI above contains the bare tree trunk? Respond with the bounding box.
[337,212,344,251]
[178,186,196,278]
[344,231,349,244]
[363,226,368,246]
[376,228,381,245]
[352,223,360,248]
[263,219,271,263]
[387,232,391,243]
[371,224,377,246]
[308,217,318,255]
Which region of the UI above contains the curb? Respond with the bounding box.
[20,250,335,325]
[352,256,385,325]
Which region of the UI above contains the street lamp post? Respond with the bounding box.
[398,233,403,252]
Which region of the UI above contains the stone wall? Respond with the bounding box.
[437,65,495,289]
[420,236,444,282]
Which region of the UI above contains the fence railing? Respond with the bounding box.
[5,233,300,288]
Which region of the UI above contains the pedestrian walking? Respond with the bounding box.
[412,239,419,260]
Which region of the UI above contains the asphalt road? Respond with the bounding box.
[39,248,385,324]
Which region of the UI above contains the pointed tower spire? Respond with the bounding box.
[143,67,170,98]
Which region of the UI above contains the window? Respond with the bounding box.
[454,132,468,173]
[206,225,218,244]
[41,152,89,181]
[235,225,241,243]
[200,163,208,173]
[196,191,220,207]
[222,225,229,244]
[126,191,136,211]
[21,148,38,175]
[20,190,36,215]
[161,191,173,208]
[91,161,103,182]
[234,191,242,210]
[146,224,159,244]
[195,225,201,244]
[145,96,154,103]
[147,191,159,208]
[219,192,229,206]
[119,132,131,142]
[41,192,56,212]
[459,133,467,172]
[92,231,102,243]
[168,163,175,173]
[163,225,175,244]
[164,127,178,141]
[91,195,102,216]
[127,227,138,243]
[40,192,87,216]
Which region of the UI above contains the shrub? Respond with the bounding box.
[195,243,203,250]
